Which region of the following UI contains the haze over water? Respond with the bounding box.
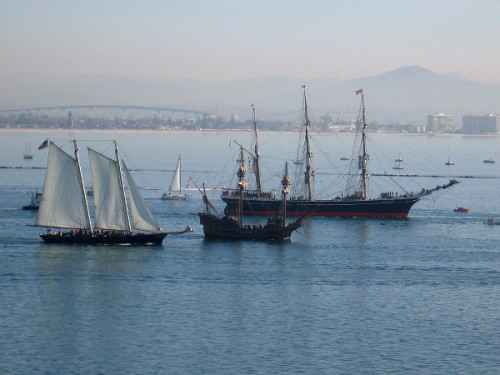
[1,130,499,374]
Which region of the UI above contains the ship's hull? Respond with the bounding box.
[161,193,191,200]
[198,213,302,240]
[22,205,39,211]
[40,231,168,245]
[222,195,421,218]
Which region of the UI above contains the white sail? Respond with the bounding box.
[35,142,91,229]
[123,163,162,232]
[168,157,182,192]
[88,148,129,230]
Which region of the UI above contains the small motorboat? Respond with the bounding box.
[393,162,404,170]
[453,206,469,212]
[484,218,500,225]
[22,191,42,210]
[483,159,495,164]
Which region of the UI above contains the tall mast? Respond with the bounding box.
[251,105,263,195]
[178,155,182,194]
[114,141,132,232]
[236,146,247,223]
[303,86,313,200]
[70,112,93,231]
[358,90,369,199]
[202,183,210,213]
[281,162,290,224]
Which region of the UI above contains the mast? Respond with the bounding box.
[236,146,247,223]
[178,155,182,194]
[114,141,132,232]
[251,104,263,195]
[193,178,217,214]
[358,90,369,199]
[303,86,313,200]
[70,112,93,231]
[202,183,210,213]
[281,162,291,224]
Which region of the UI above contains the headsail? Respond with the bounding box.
[35,142,92,229]
[169,156,182,192]
[123,163,162,232]
[88,147,129,231]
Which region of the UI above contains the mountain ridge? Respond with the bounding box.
[1,66,499,124]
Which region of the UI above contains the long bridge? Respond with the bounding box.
[0,105,210,118]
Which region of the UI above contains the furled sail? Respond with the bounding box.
[88,148,128,230]
[123,163,162,232]
[35,142,91,229]
[168,157,182,192]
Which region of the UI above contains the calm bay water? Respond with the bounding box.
[1,130,499,374]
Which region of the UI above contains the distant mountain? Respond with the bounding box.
[1,66,499,124]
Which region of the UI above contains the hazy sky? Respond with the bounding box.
[2,0,500,83]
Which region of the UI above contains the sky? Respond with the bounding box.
[2,0,500,84]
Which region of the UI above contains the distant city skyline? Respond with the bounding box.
[1,1,500,84]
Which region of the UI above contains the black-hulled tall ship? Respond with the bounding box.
[34,133,180,245]
[222,88,458,218]
[198,146,303,240]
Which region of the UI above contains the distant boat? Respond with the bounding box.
[393,155,404,170]
[161,155,191,200]
[483,159,495,164]
[445,146,455,165]
[453,206,469,213]
[23,142,33,159]
[340,156,349,161]
[22,191,42,210]
[484,218,500,225]
[34,138,180,245]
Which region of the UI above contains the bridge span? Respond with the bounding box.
[0,105,209,117]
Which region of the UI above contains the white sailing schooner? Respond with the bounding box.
[35,140,172,245]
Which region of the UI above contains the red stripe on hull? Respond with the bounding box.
[225,210,409,218]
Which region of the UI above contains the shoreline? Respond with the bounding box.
[1,128,498,137]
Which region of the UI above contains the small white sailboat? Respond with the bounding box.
[161,156,191,200]
[23,142,33,159]
[34,139,179,245]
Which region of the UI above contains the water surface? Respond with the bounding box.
[1,130,499,374]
